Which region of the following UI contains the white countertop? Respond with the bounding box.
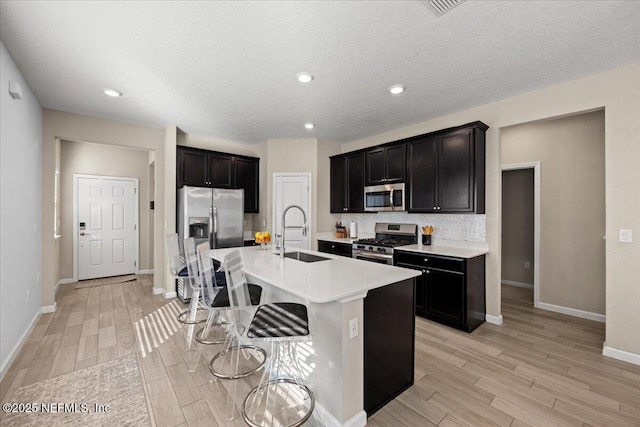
[207,245,420,304]
[316,231,374,244]
[395,242,489,259]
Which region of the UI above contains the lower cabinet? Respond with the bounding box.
[394,250,486,332]
[317,240,353,257]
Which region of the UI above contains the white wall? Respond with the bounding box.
[0,39,43,378]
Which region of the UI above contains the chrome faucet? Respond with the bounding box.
[280,204,307,258]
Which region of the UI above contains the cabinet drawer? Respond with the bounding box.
[318,240,352,257]
[394,251,464,272]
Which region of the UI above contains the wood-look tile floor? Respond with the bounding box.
[2,279,639,426]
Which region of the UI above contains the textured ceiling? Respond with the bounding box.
[1,1,639,144]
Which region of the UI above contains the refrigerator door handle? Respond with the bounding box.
[208,205,215,248]
[212,205,218,248]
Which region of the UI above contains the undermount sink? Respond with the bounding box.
[279,251,331,263]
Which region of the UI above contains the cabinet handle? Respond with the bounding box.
[425,270,431,275]
[424,258,429,262]
[422,269,426,274]
[343,207,347,211]
[331,245,335,249]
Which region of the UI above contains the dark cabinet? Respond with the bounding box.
[394,250,486,332]
[234,157,259,213]
[365,142,405,185]
[407,122,487,213]
[330,152,366,213]
[177,146,260,213]
[317,240,352,257]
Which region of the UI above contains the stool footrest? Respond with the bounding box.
[242,378,315,427]
[209,345,267,380]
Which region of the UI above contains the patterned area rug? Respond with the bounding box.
[74,274,137,289]
[2,354,150,426]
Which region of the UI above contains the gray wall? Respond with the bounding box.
[501,110,605,314]
[0,39,42,376]
[502,169,534,285]
[59,140,152,279]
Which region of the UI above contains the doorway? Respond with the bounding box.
[272,173,311,250]
[501,164,539,306]
[73,174,139,280]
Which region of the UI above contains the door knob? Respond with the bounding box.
[80,232,86,236]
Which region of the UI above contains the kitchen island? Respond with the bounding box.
[207,245,420,427]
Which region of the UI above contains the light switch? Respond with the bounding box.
[619,229,632,243]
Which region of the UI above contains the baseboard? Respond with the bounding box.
[536,301,605,323]
[501,280,533,289]
[55,277,74,294]
[152,287,177,299]
[485,314,503,325]
[41,302,57,314]
[314,402,366,427]
[0,309,40,382]
[603,343,640,366]
[138,269,154,275]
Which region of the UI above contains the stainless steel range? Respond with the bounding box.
[352,223,418,265]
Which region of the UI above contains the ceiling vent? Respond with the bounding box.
[422,0,467,17]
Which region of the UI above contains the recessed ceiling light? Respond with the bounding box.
[304,123,315,130]
[297,73,314,83]
[389,84,405,95]
[103,88,123,97]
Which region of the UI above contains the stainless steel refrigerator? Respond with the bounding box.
[177,186,244,300]
[178,185,244,250]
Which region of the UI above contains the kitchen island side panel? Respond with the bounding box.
[364,277,415,415]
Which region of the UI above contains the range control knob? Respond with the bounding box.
[368,246,374,251]
[377,247,386,253]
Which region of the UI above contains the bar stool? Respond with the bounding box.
[165,234,207,338]
[214,250,316,427]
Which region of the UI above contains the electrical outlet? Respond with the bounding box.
[349,318,358,339]
[524,261,531,269]
[619,229,632,243]
[26,290,31,302]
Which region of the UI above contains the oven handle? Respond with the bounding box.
[353,251,393,262]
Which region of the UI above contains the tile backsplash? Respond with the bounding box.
[341,213,486,242]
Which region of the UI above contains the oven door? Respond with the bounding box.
[353,250,393,265]
[364,183,405,212]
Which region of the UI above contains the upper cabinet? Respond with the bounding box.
[407,122,487,213]
[176,146,260,213]
[330,152,366,213]
[365,142,405,185]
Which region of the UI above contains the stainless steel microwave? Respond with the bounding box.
[364,183,405,212]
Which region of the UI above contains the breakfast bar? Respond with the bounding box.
[207,245,420,427]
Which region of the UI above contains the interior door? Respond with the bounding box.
[77,176,137,280]
[273,174,310,250]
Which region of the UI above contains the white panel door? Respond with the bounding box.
[273,174,310,250]
[78,177,136,280]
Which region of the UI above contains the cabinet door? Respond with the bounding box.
[178,149,208,187]
[330,156,347,213]
[365,148,386,185]
[396,262,427,316]
[346,152,365,211]
[407,137,437,212]
[426,267,465,326]
[208,154,234,188]
[385,143,406,183]
[438,130,474,212]
[235,157,259,213]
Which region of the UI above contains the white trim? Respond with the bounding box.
[55,277,75,294]
[0,310,40,382]
[502,162,541,308]
[138,269,154,275]
[153,287,177,299]
[313,403,366,427]
[537,301,605,323]
[73,174,140,281]
[501,280,534,289]
[603,343,640,366]
[272,172,313,251]
[41,302,57,313]
[485,314,504,325]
